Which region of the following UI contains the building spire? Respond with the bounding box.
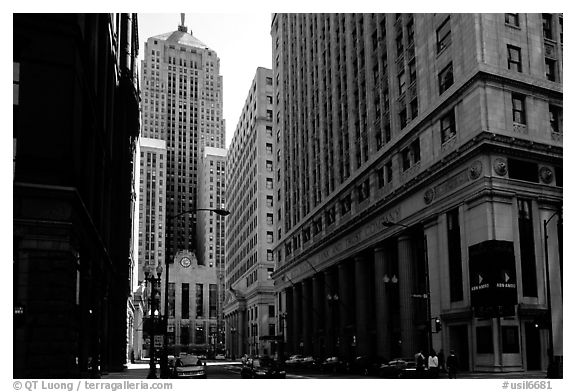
[178,13,188,33]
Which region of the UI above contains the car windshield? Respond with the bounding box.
[177,356,202,366]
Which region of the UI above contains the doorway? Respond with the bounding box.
[525,322,541,370]
[449,325,470,371]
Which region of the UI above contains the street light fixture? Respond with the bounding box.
[161,207,230,377]
[144,263,163,379]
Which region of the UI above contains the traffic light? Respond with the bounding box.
[434,318,442,332]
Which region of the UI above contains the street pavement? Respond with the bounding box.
[101,361,547,380]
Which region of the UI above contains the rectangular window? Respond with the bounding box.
[410,98,418,118]
[341,195,352,214]
[436,17,451,53]
[512,94,526,125]
[509,159,538,182]
[399,107,407,129]
[501,326,520,353]
[438,62,454,94]
[385,161,393,183]
[396,33,404,55]
[447,209,464,302]
[266,143,273,154]
[195,324,205,344]
[209,284,217,318]
[266,213,274,225]
[377,167,385,188]
[549,104,561,133]
[409,60,417,84]
[269,324,276,336]
[266,195,273,207]
[266,95,273,104]
[180,325,189,347]
[518,199,537,297]
[542,14,553,40]
[267,249,274,261]
[266,110,273,121]
[196,283,204,317]
[266,231,274,243]
[476,326,494,353]
[266,178,273,189]
[266,160,273,171]
[266,77,273,85]
[507,45,522,72]
[266,125,273,137]
[398,70,406,95]
[441,109,456,143]
[269,305,275,318]
[407,19,414,46]
[545,58,556,81]
[182,283,190,319]
[505,13,519,27]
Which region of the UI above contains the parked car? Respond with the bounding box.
[240,357,286,379]
[379,358,415,378]
[350,356,388,376]
[215,353,226,360]
[320,356,348,373]
[170,355,207,379]
[299,356,320,370]
[284,354,304,368]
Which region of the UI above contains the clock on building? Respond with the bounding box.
[180,257,192,268]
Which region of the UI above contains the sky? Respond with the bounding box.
[138,13,273,149]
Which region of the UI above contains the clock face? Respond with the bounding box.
[180,257,192,268]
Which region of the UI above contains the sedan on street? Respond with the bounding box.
[240,357,286,379]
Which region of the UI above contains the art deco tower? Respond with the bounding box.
[139,14,225,270]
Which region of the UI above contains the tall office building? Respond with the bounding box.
[14,13,140,377]
[140,14,225,265]
[224,68,277,358]
[272,14,562,374]
[138,15,225,355]
[197,146,228,353]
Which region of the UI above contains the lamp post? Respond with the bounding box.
[327,293,339,355]
[543,210,561,379]
[382,221,433,356]
[161,207,230,376]
[144,263,163,379]
[231,327,237,360]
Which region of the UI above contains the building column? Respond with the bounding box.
[311,275,322,357]
[293,283,302,354]
[285,287,294,355]
[355,255,370,357]
[374,246,392,360]
[324,268,337,356]
[338,262,353,361]
[398,235,418,357]
[302,278,313,355]
[239,309,246,356]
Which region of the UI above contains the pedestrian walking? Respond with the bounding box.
[438,349,445,373]
[427,350,439,378]
[415,349,426,378]
[446,350,458,379]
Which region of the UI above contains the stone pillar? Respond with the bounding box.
[239,309,246,356]
[374,247,392,360]
[324,269,337,356]
[398,235,418,357]
[312,275,322,356]
[338,262,353,360]
[302,278,313,355]
[285,287,294,355]
[293,283,302,354]
[355,255,370,357]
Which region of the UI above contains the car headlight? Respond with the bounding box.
[256,371,267,375]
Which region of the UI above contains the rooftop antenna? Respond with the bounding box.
[178,13,188,33]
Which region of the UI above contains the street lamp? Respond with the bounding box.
[327,293,339,355]
[382,220,433,357]
[161,207,230,377]
[144,263,163,379]
[543,210,561,379]
[230,327,237,360]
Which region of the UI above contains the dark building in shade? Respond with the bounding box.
[13,14,140,378]
[272,13,562,374]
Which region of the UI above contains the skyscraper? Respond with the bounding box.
[224,68,277,358]
[137,15,225,356]
[139,15,225,266]
[272,13,562,374]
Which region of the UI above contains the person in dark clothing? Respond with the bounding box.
[415,349,426,378]
[438,349,445,372]
[446,350,458,379]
